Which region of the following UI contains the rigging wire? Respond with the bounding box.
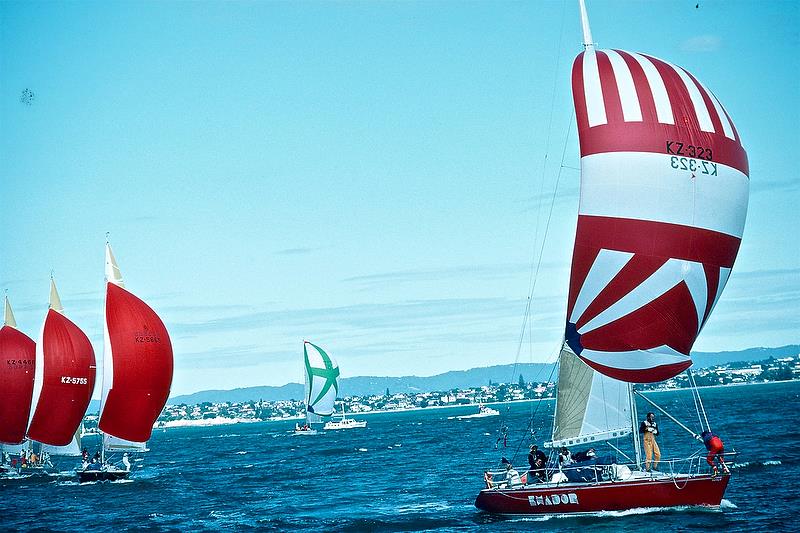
[688,369,711,432]
[498,0,569,437]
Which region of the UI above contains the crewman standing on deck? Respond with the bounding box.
[640,412,661,472]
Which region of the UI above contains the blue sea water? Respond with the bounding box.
[1,381,797,532]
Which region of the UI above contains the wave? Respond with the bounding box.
[720,499,738,509]
[730,460,782,472]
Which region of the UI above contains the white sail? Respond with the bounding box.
[0,443,26,455]
[546,344,632,448]
[103,434,148,452]
[41,428,81,456]
[4,295,17,327]
[303,341,339,417]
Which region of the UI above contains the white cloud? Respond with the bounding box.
[681,35,722,52]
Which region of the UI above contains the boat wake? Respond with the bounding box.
[493,504,724,523]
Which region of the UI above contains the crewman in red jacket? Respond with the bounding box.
[700,430,729,475]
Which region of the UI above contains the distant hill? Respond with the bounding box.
[691,345,799,368]
[165,344,798,405]
[167,363,554,405]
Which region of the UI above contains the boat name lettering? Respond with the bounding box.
[527,493,578,507]
[61,376,89,385]
[666,141,712,161]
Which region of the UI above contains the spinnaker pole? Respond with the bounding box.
[634,390,700,439]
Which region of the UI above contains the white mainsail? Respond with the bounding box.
[4,295,17,328]
[546,345,631,448]
[41,428,81,456]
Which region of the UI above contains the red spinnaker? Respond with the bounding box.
[565,48,749,383]
[0,325,36,444]
[27,310,96,446]
[99,283,173,443]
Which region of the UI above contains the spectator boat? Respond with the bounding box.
[455,404,500,420]
[323,405,367,430]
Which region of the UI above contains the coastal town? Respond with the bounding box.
[80,353,800,430]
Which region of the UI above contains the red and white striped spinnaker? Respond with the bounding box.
[564,4,749,383]
[98,244,173,448]
[27,280,96,446]
[0,296,36,445]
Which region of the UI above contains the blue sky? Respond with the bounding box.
[1,1,797,396]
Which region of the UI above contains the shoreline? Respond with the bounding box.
[154,379,798,431]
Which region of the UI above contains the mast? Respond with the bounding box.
[578,0,595,50]
[628,383,642,470]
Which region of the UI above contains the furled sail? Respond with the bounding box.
[27,280,96,446]
[546,345,631,448]
[303,341,339,417]
[0,297,36,445]
[565,45,749,383]
[98,244,174,444]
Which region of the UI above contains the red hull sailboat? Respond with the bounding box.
[476,474,730,515]
[475,0,745,516]
[78,243,173,482]
[0,297,36,447]
[27,280,96,447]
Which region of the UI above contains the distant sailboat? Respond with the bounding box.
[0,296,36,474]
[474,0,745,515]
[295,341,340,435]
[77,243,173,482]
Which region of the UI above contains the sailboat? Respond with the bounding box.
[21,279,97,476]
[474,0,747,515]
[0,296,36,475]
[294,341,339,435]
[77,243,173,482]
